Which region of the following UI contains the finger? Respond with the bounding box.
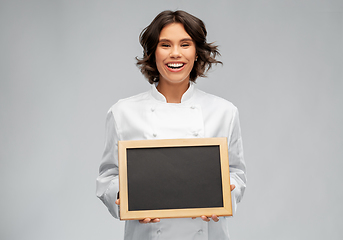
[230,184,236,191]
[115,199,120,205]
[139,218,151,224]
[192,217,196,219]
[139,218,150,224]
[151,218,160,223]
[201,215,210,222]
[211,214,219,222]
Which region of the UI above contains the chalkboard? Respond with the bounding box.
[118,138,232,220]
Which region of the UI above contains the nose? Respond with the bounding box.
[169,46,182,58]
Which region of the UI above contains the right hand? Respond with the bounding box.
[115,199,160,224]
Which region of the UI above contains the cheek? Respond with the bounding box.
[188,61,195,72]
[186,48,196,61]
[155,51,164,66]
[155,53,164,74]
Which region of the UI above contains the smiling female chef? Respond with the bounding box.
[96,10,246,240]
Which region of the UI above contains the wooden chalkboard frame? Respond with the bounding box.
[118,137,232,220]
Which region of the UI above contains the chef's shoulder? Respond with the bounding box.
[108,91,151,114]
[195,88,238,113]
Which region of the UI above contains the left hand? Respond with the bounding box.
[192,184,236,222]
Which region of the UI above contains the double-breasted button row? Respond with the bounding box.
[151,107,156,137]
[153,132,199,138]
[150,105,199,138]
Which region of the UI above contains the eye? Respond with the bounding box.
[161,43,170,47]
[181,43,190,47]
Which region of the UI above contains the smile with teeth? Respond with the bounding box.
[167,63,185,69]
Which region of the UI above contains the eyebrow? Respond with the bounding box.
[159,38,193,42]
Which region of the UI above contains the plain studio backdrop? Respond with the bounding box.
[1,0,342,239]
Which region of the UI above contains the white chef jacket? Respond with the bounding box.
[96,83,246,240]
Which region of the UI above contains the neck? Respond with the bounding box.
[156,80,190,103]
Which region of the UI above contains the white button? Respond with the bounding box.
[153,133,157,137]
[157,230,161,234]
[191,106,195,109]
[193,132,198,137]
[151,108,155,112]
[198,229,203,234]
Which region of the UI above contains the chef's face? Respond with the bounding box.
[155,23,197,85]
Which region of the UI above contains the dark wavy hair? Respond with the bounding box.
[136,10,222,84]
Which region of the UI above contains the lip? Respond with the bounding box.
[165,62,186,72]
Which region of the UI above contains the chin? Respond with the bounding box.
[161,73,190,84]
[165,78,189,84]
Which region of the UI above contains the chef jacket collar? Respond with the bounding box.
[151,82,195,103]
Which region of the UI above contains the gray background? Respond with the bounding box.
[1,0,342,240]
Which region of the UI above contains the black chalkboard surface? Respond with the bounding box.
[118,138,232,220]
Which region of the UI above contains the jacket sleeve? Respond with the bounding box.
[228,108,247,215]
[96,110,120,219]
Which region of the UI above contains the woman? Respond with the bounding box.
[96,10,246,240]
